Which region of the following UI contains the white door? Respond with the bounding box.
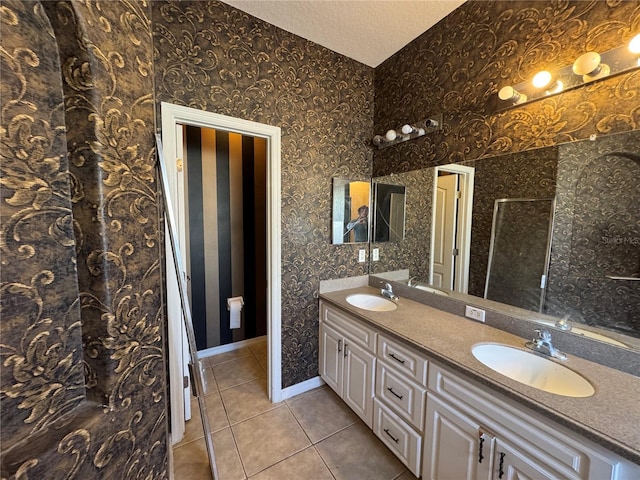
[342,340,375,428]
[164,123,192,443]
[493,439,560,480]
[423,395,493,480]
[432,174,458,289]
[319,322,342,393]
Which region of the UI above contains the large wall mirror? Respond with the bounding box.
[332,178,371,244]
[371,129,640,351]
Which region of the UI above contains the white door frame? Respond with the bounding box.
[429,164,474,293]
[161,102,282,443]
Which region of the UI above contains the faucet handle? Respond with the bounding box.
[534,329,551,341]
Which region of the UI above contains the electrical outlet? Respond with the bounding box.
[372,248,379,261]
[358,249,366,263]
[465,305,485,323]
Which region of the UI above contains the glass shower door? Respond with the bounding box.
[484,198,555,312]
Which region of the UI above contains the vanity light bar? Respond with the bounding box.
[496,33,640,110]
[373,113,443,149]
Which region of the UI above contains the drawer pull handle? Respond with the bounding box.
[498,452,506,478]
[478,434,484,463]
[344,344,348,358]
[338,339,342,353]
[386,387,403,400]
[389,353,405,364]
[383,428,399,444]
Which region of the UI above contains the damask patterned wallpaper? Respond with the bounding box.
[374,0,640,175]
[1,1,167,478]
[373,0,639,336]
[151,1,375,387]
[546,131,640,336]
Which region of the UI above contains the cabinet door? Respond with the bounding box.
[343,339,375,428]
[423,394,493,480]
[319,323,343,394]
[493,439,565,480]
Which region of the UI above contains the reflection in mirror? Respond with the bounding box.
[484,198,555,312]
[332,178,370,244]
[373,183,406,242]
[371,130,640,350]
[430,165,474,293]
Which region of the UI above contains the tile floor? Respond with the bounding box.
[172,339,418,479]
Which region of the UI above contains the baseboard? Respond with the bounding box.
[197,335,267,360]
[280,376,325,400]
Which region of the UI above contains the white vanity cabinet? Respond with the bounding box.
[318,297,640,479]
[319,300,376,428]
[423,362,639,480]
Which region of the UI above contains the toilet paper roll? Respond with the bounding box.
[227,296,244,329]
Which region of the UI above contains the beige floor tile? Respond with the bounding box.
[206,347,254,367]
[288,386,359,443]
[173,428,247,480]
[315,422,406,480]
[202,365,218,394]
[220,377,280,425]
[203,391,230,433]
[175,408,204,447]
[248,447,334,480]
[212,427,246,480]
[395,469,418,479]
[213,355,266,390]
[232,406,311,477]
[248,342,268,369]
[173,437,213,480]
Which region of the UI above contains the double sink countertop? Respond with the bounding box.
[319,286,640,466]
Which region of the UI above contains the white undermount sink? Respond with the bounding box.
[535,321,627,348]
[471,343,595,398]
[413,284,449,296]
[346,293,398,312]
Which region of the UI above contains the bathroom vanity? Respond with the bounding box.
[318,287,640,479]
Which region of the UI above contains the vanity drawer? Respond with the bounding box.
[376,361,426,431]
[377,334,428,385]
[373,398,422,476]
[320,300,377,351]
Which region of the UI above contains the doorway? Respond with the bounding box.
[161,103,282,443]
[182,125,267,350]
[429,164,474,293]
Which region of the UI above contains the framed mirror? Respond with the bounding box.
[332,178,371,244]
[373,183,406,242]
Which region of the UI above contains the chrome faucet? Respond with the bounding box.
[554,316,572,331]
[407,276,417,287]
[380,282,399,302]
[526,329,567,360]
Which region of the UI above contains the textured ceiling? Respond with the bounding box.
[221,1,466,67]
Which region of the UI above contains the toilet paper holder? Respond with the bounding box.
[227,296,244,310]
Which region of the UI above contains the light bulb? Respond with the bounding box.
[401,124,414,135]
[417,128,425,135]
[498,86,527,104]
[385,129,397,141]
[629,33,640,55]
[573,52,609,81]
[532,70,552,88]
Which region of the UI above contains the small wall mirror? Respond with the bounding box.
[373,183,406,242]
[332,178,371,244]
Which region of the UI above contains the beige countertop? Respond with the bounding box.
[320,286,640,466]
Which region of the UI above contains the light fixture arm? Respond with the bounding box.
[373,113,443,149]
[495,34,639,112]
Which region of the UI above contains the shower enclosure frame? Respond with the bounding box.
[484,197,556,313]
